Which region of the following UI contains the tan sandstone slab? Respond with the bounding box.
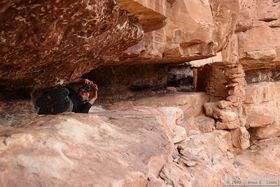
[0,107,175,186]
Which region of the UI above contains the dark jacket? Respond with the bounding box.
[67,87,92,113]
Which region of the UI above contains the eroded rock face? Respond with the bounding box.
[0,0,242,92]
[0,107,173,186]
[117,0,167,32]
[0,0,143,89]
[120,0,217,63]
[1,0,280,186]
[245,82,280,139]
[119,0,240,64]
[210,0,240,52]
[160,133,280,186]
[1,95,280,187]
[237,0,280,69]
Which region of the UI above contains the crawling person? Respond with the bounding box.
[34,79,98,115]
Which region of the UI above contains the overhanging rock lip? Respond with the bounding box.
[116,0,167,32]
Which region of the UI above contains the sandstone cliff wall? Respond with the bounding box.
[0,0,240,91]
[237,0,280,69]
[1,0,280,186]
[0,0,279,89]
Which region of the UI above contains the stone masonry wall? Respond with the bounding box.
[203,62,250,150]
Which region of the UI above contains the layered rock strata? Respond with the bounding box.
[245,82,280,140]
[237,0,280,69]
[120,0,239,64]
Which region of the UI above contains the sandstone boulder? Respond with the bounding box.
[204,102,238,124]
[172,126,187,144]
[244,105,275,128]
[193,115,215,133]
[216,121,239,130]
[250,123,280,140]
[231,127,250,150]
[0,107,174,186]
[157,107,184,131]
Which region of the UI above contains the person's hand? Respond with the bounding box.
[89,84,98,105]
[92,84,98,94]
[84,79,93,86]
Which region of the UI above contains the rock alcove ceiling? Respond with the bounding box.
[1,0,280,186]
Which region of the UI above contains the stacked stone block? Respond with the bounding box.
[203,62,250,150]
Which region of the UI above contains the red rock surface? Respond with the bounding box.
[237,0,280,69]
[0,107,173,186]
[1,0,280,90]
[120,0,217,64]
[245,82,280,139]
[1,0,280,186]
[160,132,280,186]
[0,0,143,89]
[1,101,280,186]
[0,0,242,90]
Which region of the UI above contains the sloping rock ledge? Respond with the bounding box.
[1,97,280,186]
